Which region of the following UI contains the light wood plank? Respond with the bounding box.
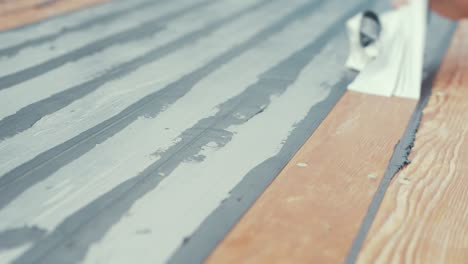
[357,22,468,264]
[0,0,109,31]
[206,92,417,264]
[0,0,42,15]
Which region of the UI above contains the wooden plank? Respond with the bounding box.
[357,22,468,264]
[206,92,417,264]
[0,0,109,31]
[1,1,372,263]
[0,0,42,16]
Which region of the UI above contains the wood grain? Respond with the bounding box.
[0,0,109,31]
[206,92,417,264]
[357,22,468,264]
[0,0,43,15]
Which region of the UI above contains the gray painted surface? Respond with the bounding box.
[0,0,452,263]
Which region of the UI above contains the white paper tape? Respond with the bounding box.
[346,0,428,99]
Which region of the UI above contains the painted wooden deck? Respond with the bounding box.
[0,0,466,264]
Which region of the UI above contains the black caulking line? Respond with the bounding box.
[0,226,46,250]
[9,1,345,263]
[0,0,167,58]
[0,0,215,91]
[344,18,456,264]
[0,0,278,212]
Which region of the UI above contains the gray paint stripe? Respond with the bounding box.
[0,0,165,58]
[0,0,214,91]
[0,0,219,141]
[0,226,46,251]
[0,0,314,210]
[344,18,456,264]
[166,4,377,264]
[8,1,339,263]
[168,80,351,264]
[0,0,278,211]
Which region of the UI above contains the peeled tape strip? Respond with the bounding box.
[346,0,428,99]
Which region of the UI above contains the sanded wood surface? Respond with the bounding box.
[0,0,108,31]
[357,22,468,264]
[206,92,417,264]
[0,0,43,15]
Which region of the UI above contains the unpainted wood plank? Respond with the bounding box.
[357,22,468,264]
[0,0,43,15]
[206,92,417,264]
[0,0,109,31]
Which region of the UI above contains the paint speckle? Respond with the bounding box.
[151,153,162,160]
[286,196,303,203]
[182,236,190,245]
[399,177,411,185]
[245,107,266,121]
[296,162,308,167]
[367,173,378,180]
[136,228,152,235]
[206,141,218,148]
[234,112,246,119]
[185,154,205,163]
[65,241,76,249]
